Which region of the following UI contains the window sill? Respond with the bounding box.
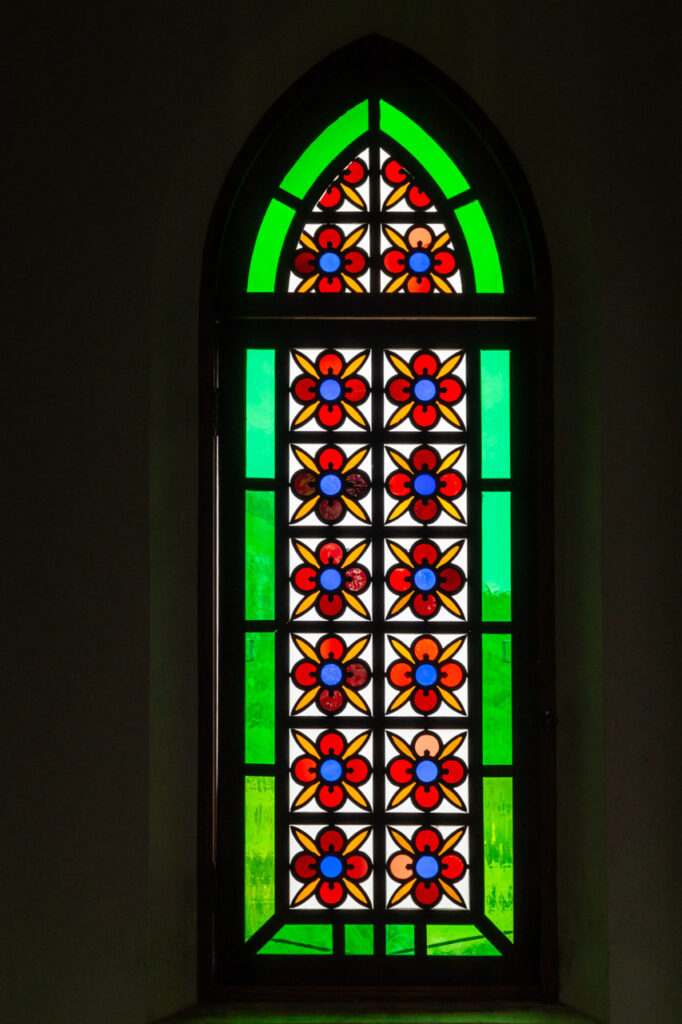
[157,1003,599,1024]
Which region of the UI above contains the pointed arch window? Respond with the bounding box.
[201,38,554,997]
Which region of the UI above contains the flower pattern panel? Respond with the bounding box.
[384,538,467,622]
[385,729,469,812]
[290,538,372,621]
[386,825,469,910]
[385,633,467,716]
[384,442,467,525]
[384,349,466,431]
[289,633,372,717]
[290,348,371,432]
[290,825,373,909]
[381,224,459,294]
[290,224,369,294]
[290,728,372,812]
[289,442,371,525]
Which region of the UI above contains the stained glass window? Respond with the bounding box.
[208,38,552,995]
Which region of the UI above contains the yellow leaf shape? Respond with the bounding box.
[292,590,321,618]
[292,827,320,856]
[385,446,413,473]
[343,877,370,906]
[439,785,465,810]
[292,731,320,758]
[388,635,416,664]
[294,540,320,567]
[342,495,369,522]
[386,731,416,761]
[384,181,410,208]
[340,350,370,380]
[431,230,451,252]
[291,686,321,714]
[292,400,320,428]
[386,686,415,714]
[341,272,364,294]
[344,591,370,618]
[299,232,319,253]
[382,224,409,252]
[343,828,372,855]
[387,540,413,567]
[431,273,453,295]
[341,540,370,568]
[438,636,465,662]
[385,350,414,378]
[292,496,320,521]
[388,781,416,809]
[342,731,371,759]
[292,634,321,663]
[342,635,370,663]
[437,445,464,472]
[342,686,370,714]
[341,444,370,472]
[340,400,370,429]
[437,495,464,522]
[297,273,319,294]
[437,590,464,618]
[292,781,319,809]
[341,224,368,252]
[292,445,320,474]
[435,401,463,428]
[439,879,465,906]
[386,271,409,293]
[387,401,414,428]
[387,496,414,522]
[387,877,416,908]
[292,877,320,905]
[340,181,365,209]
[440,827,466,855]
[438,732,466,760]
[388,827,415,855]
[342,781,370,809]
[436,541,463,568]
[438,687,465,714]
[435,351,463,378]
[387,590,414,618]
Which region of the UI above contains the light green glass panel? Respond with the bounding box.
[247,199,295,293]
[482,490,511,621]
[455,200,504,293]
[280,100,369,199]
[481,350,511,478]
[426,924,501,956]
[245,490,274,619]
[484,777,514,941]
[244,776,275,940]
[385,923,414,955]
[257,923,333,955]
[482,633,512,765]
[379,100,469,198]
[344,923,373,955]
[246,349,275,478]
[245,632,274,764]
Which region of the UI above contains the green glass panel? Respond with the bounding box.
[484,777,514,941]
[344,923,373,955]
[380,100,469,198]
[245,490,274,619]
[482,490,511,621]
[257,923,333,955]
[481,350,511,478]
[280,100,369,199]
[247,199,295,293]
[426,924,501,957]
[455,200,504,293]
[482,633,512,765]
[245,632,274,764]
[244,775,275,940]
[385,923,414,955]
[246,349,275,478]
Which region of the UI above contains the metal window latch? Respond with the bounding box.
[542,709,558,732]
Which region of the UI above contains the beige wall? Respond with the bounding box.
[4,3,679,1022]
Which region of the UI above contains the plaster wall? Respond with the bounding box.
[3,3,679,1023]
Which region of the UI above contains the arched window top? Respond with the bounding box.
[212,37,547,312]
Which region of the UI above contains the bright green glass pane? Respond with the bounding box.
[455,200,504,293]
[344,923,373,955]
[244,775,274,940]
[246,349,275,478]
[484,777,514,941]
[380,100,469,198]
[258,923,333,955]
[427,924,501,956]
[245,632,274,764]
[280,100,369,199]
[481,350,510,478]
[482,490,511,621]
[245,490,274,619]
[247,199,295,293]
[482,633,512,765]
[386,923,414,955]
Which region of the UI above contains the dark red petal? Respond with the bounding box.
[407,274,432,293]
[412,404,438,428]
[413,688,439,713]
[440,662,465,689]
[318,784,344,809]
[414,881,440,907]
[344,567,368,593]
[384,159,407,184]
[439,471,464,497]
[319,828,345,852]
[413,541,438,565]
[294,250,317,274]
[383,249,406,275]
[439,567,464,593]
[414,828,441,853]
[319,446,344,470]
[408,185,431,208]
[388,661,413,689]
[318,498,343,522]
[344,472,369,499]
[319,594,343,617]
[434,250,456,275]
[413,446,438,470]
[318,403,343,427]
[388,757,413,784]
[293,756,318,783]
[319,880,345,905]
[319,542,344,565]
[294,566,317,592]
[292,469,317,497]
[318,275,343,293]
[441,758,466,785]
[414,499,438,522]
[388,567,412,592]
[388,376,411,403]
[319,689,344,712]
[440,853,466,880]
[345,662,368,688]
[343,376,367,403]
[319,731,344,756]
[319,636,344,661]
[294,661,317,687]
[292,853,318,879]
[319,186,342,209]
[317,227,342,250]
[438,377,464,404]
[414,593,438,618]
[345,756,369,784]
[294,376,317,402]
[343,159,366,185]
[387,470,412,497]
[345,853,370,880]
[343,249,366,275]
[415,784,441,810]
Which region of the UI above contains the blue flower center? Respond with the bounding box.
[319,377,342,402]
[320,472,342,496]
[319,854,343,879]
[414,472,436,496]
[320,662,343,687]
[319,567,342,591]
[414,567,436,591]
[319,251,341,274]
[408,250,431,274]
[320,757,343,783]
[415,854,439,880]
[415,663,438,687]
[413,378,437,402]
[415,758,439,784]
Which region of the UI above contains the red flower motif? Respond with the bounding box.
[381,157,433,212]
[291,538,371,620]
[385,539,466,621]
[385,444,466,524]
[382,224,457,294]
[317,156,368,212]
[293,224,368,293]
[290,825,372,908]
[387,825,468,909]
[291,348,370,431]
[386,634,467,715]
[290,729,372,811]
[385,349,465,430]
[290,443,371,524]
[386,730,467,811]
[291,633,371,716]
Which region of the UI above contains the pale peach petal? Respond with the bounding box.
[388,852,414,880]
[414,733,441,757]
